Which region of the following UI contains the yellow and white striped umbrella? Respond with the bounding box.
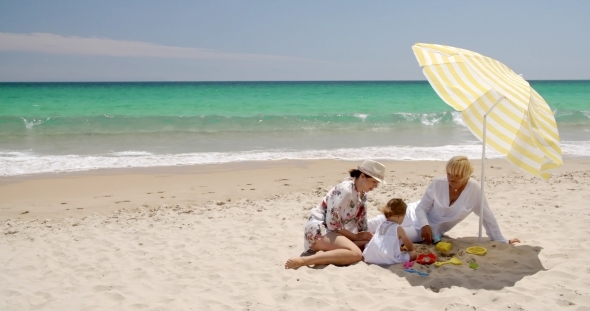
[412,43,562,179]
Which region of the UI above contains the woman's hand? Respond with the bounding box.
[421,225,433,244]
[355,231,373,241]
[509,238,521,245]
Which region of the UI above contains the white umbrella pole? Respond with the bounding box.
[479,97,503,243]
[478,116,487,242]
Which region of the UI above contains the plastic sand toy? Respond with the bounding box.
[434,257,463,267]
[436,241,451,253]
[433,235,441,244]
[416,253,436,265]
[403,261,414,269]
[466,246,487,255]
[404,268,429,276]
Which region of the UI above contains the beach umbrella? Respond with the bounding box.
[411,43,563,242]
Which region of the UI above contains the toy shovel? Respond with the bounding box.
[434,257,463,267]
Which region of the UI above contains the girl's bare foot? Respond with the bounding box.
[285,257,306,269]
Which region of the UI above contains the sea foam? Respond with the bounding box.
[2,142,588,176]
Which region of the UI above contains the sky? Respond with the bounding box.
[0,0,589,82]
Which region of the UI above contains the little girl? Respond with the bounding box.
[363,198,418,265]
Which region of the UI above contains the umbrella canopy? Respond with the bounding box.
[412,43,563,242]
[412,43,562,179]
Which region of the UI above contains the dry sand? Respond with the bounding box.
[2,158,590,310]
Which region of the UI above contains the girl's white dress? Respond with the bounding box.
[363,220,410,265]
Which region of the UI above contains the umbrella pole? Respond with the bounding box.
[478,115,488,243]
[479,97,503,243]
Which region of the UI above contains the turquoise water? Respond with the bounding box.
[1,81,448,117]
[0,81,589,175]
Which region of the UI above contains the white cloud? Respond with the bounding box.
[0,32,308,62]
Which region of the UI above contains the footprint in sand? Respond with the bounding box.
[61,202,67,205]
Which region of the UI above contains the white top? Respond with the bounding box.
[414,177,508,243]
[367,177,508,243]
[363,220,410,265]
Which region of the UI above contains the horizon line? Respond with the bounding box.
[1,79,589,84]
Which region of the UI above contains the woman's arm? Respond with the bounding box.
[324,184,372,241]
[356,202,368,233]
[415,181,436,243]
[324,186,348,232]
[414,181,435,229]
[351,198,373,241]
[339,229,372,241]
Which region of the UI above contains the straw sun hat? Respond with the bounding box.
[357,160,386,184]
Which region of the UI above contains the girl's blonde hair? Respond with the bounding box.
[446,156,473,179]
[379,198,407,218]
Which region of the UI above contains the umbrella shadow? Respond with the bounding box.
[376,236,545,292]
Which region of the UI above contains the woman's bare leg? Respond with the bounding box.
[285,232,362,269]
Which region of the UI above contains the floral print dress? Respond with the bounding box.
[303,178,368,251]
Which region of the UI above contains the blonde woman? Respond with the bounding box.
[368,156,520,245]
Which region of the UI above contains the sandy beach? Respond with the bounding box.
[2,158,590,310]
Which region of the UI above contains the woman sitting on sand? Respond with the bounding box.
[285,160,386,269]
[368,156,520,245]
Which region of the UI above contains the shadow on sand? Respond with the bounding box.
[374,236,545,292]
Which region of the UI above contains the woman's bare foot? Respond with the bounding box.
[285,257,306,269]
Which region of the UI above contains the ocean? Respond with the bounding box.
[1,81,589,176]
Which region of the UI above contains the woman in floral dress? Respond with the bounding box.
[285,160,386,269]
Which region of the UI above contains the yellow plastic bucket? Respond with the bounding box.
[436,241,451,253]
